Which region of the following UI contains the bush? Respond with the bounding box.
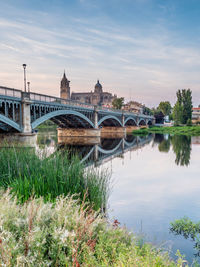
[0,191,184,266]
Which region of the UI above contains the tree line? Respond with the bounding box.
[111,89,193,125]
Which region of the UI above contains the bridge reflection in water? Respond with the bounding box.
[57,134,153,167]
[0,131,153,167]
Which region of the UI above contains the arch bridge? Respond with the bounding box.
[0,86,155,134]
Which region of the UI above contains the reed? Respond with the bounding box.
[0,146,109,210]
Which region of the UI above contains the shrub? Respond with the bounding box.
[0,191,184,266]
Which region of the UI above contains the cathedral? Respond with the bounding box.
[60,72,116,107]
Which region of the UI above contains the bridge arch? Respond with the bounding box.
[0,114,21,132]
[98,115,122,127]
[147,120,153,126]
[31,110,95,129]
[124,117,137,126]
[138,118,146,126]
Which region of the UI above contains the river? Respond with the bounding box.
[1,130,200,263]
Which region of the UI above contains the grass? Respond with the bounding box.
[37,120,57,129]
[0,191,186,267]
[133,125,200,136]
[0,146,109,211]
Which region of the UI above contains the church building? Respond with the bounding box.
[60,72,116,107]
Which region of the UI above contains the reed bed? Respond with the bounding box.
[0,146,109,210]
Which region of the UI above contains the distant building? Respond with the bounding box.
[122,101,144,114]
[192,107,200,122]
[60,72,117,106]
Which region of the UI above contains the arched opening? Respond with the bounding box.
[32,110,95,129]
[124,118,137,126]
[138,119,146,126]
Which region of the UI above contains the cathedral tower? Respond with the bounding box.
[60,72,70,99]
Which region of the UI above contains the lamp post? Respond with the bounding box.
[27,81,30,92]
[22,64,27,92]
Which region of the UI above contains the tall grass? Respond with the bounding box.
[0,146,109,210]
[0,191,185,266]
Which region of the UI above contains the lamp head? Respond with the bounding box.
[22,64,27,69]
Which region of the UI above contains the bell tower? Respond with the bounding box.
[60,71,70,99]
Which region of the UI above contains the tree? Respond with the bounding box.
[143,106,153,115]
[173,89,192,125]
[158,101,172,116]
[112,97,124,110]
[173,101,183,125]
[182,89,192,124]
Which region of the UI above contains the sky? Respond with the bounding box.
[0,0,200,107]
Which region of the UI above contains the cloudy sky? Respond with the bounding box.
[0,0,200,107]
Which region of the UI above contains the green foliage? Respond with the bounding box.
[173,101,183,125]
[0,191,184,266]
[171,217,200,258]
[173,89,193,125]
[143,106,153,115]
[112,97,124,110]
[158,101,172,116]
[37,120,57,129]
[133,125,200,136]
[186,118,192,126]
[0,146,109,210]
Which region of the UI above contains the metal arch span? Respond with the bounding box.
[124,116,137,126]
[0,114,21,132]
[98,115,123,127]
[138,118,146,125]
[31,110,95,129]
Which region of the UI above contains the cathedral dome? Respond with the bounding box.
[94,80,103,94]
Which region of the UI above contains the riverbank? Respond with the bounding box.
[0,146,108,210]
[0,191,184,266]
[0,145,188,265]
[133,125,200,136]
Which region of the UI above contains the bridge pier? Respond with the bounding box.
[57,128,101,137]
[126,126,139,133]
[101,126,126,138]
[21,93,32,134]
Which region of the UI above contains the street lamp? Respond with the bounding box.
[22,64,27,92]
[27,81,30,92]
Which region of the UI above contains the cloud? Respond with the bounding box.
[0,2,200,106]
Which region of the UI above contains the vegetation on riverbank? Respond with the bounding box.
[0,146,109,210]
[0,191,185,266]
[37,120,57,129]
[170,217,200,259]
[133,126,200,136]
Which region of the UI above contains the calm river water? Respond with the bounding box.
[2,130,200,263]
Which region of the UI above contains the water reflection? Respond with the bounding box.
[154,134,192,166]
[57,134,153,167]
[0,132,193,167]
[171,135,191,166]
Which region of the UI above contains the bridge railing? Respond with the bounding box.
[29,92,96,110]
[0,86,154,119]
[0,86,22,98]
